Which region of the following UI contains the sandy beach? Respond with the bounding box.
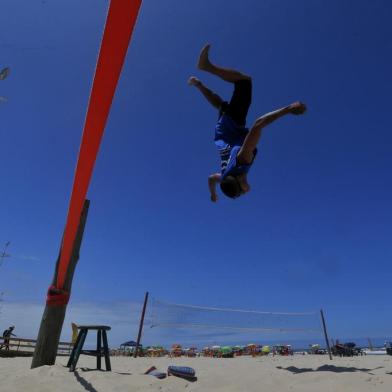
[0,354,391,391]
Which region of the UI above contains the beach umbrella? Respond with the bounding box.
[121,340,138,347]
[221,346,233,353]
[262,345,270,353]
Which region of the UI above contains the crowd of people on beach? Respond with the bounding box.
[112,342,295,358]
[112,341,392,359]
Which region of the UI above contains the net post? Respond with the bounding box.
[320,309,332,360]
[134,291,149,358]
[31,199,90,368]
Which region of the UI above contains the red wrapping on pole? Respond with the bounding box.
[56,0,142,288]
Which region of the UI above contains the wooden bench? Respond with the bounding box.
[0,337,73,357]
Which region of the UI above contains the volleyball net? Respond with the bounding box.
[143,297,329,349]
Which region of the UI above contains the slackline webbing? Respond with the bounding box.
[56,0,142,289]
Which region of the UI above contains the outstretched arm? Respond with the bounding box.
[238,102,306,164]
[188,76,223,110]
[208,173,221,202]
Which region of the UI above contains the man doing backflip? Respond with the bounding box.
[188,44,306,201]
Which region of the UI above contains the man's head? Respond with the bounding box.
[220,174,250,199]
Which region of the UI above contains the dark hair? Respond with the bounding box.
[220,176,241,199]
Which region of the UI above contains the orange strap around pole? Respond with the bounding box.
[56,0,143,289]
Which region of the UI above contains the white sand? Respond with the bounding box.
[0,354,391,391]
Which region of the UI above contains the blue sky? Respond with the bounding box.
[0,0,391,346]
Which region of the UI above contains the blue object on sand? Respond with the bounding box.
[149,370,166,379]
[167,366,197,381]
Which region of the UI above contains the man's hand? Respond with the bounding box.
[0,67,10,81]
[210,194,218,202]
[188,76,201,87]
[208,173,221,203]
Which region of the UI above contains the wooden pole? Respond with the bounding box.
[320,309,333,360]
[31,200,90,368]
[134,291,149,358]
[367,337,374,351]
[0,241,11,268]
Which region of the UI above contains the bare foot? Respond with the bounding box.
[188,76,201,87]
[197,44,212,70]
[290,102,307,115]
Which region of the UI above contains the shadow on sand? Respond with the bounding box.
[74,371,99,392]
[277,365,384,375]
[78,367,131,375]
[73,369,132,392]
